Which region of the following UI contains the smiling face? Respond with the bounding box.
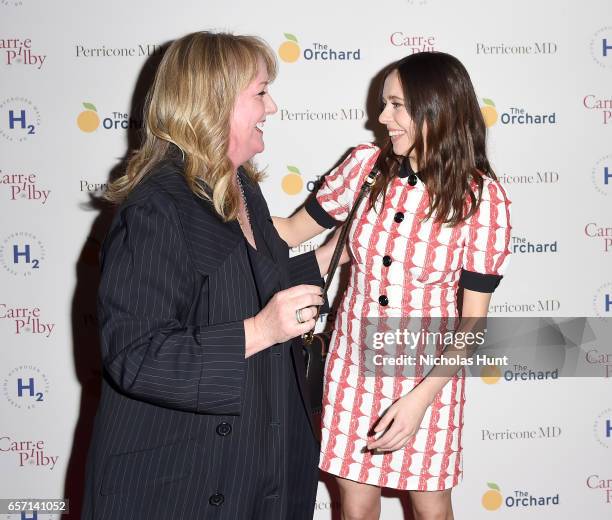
[378,69,417,158]
[228,57,278,168]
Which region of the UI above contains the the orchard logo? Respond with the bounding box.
[77,102,100,132]
[481,482,560,510]
[282,166,304,195]
[511,236,558,254]
[480,363,559,384]
[278,33,300,63]
[76,102,142,132]
[480,98,556,127]
[481,99,498,128]
[280,166,324,195]
[278,33,361,63]
[482,482,503,511]
[479,363,502,384]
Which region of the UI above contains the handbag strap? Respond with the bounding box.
[303,164,380,344]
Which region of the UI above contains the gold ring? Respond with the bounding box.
[295,308,305,324]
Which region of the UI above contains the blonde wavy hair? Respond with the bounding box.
[105,31,277,221]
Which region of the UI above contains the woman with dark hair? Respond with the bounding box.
[274,52,511,519]
[82,31,339,519]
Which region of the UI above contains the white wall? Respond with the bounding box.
[1,0,611,518]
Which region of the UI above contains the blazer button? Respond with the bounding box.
[216,422,232,436]
[382,255,392,267]
[209,493,225,506]
[378,295,389,306]
[394,212,404,223]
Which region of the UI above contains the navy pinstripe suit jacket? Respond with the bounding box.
[82,157,322,519]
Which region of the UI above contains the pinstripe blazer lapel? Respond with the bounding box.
[238,169,285,289]
[138,163,244,277]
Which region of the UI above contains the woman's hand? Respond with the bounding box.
[367,391,433,452]
[244,284,324,357]
[315,226,350,276]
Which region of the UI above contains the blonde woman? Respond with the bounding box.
[82,32,338,519]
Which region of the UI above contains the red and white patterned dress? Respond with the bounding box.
[306,143,511,490]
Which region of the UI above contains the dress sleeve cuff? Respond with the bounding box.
[305,196,339,229]
[459,269,503,293]
[287,251,330,314]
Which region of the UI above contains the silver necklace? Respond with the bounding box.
[236,174,251,225]
[236,174,257,250]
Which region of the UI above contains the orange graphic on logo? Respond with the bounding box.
[77,102,100,132]
[481,99,498,128]
[480,363,502,384]
[278,33,300,63]
[482,482,503,511]
[282,165,304,195]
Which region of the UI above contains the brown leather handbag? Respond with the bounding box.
[301,165,380,415]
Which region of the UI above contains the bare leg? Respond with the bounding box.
[336,476,382,520]
[409,489,454,520]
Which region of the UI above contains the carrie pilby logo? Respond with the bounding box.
[1,169,50,204]
[0,37,46,69]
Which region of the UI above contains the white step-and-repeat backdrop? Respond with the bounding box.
[1,0,611,518]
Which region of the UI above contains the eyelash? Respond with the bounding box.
[258,91,267,97]
[382,100,403,109]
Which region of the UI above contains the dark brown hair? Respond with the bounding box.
[371,52,495,226]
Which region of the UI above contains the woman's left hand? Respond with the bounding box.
[367,391,433,452]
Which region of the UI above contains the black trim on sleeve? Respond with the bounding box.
[287,251,330,314]
[305,196,340,229]
[459,269,503,293]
